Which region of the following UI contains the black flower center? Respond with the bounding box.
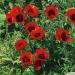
[61,33,67,41]
[16,14,23,22]
[39,54,45,59]
[35,33,41,37]
[70,14,75,21]
[28,8,33,13]
[28,26,35,32]
[23,56,30,62]
[36,60,41,66]
[48,10,55,16]
[18,43,23,46]
[8,18,12,23]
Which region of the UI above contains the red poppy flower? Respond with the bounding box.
[9,6,27,25]
[6,12,15,24]
[20,52,33,68]
[11,6,22,15]
[25,4,39,17]
[25,22,39,33]
[35,48,49,61]
[15,39,28,50]
[33,59,43,71]
[29,28,45,40]
[46,5,58,19]
[15,12,27,25]
[55,29,72,43]
[66,8,75,25]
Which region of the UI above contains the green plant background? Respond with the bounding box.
[0,0,75,75]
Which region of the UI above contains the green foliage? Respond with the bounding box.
[0,0,75,75]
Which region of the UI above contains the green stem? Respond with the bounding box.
[28,67,34,74]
